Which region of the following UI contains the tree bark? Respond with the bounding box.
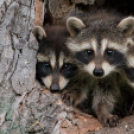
[0,0,134,134]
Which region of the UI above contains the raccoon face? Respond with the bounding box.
[32,26,77,92]
[66,16,134,78]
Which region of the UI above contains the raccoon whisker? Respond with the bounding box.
[112,62,126,66]
[113,64,126,67]
[115,69,126,75]
[79,68,88,73]
[116,69,124,72]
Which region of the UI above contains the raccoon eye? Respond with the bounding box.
[44,62,51,69]
[86,50,93,56]
[62,63,70,70]
[107,50,114,56]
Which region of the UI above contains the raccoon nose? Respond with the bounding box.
[50,84,59,92]
[93,69,104,77]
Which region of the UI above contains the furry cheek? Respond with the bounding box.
[58,75,69,90]
[42,75,52,89]
[84,61,95,75]
[126,55,134,68]
[102,62,115,76]
[128,82,134,88]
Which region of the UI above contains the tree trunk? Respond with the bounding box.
[0,0,134,134]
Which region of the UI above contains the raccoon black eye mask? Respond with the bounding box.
[76,50,94,64]
[36,61,52,78]
[36,61,77,80]
[61,63,77,78]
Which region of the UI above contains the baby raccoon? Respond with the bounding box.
[65,10,134,127]
[32,24,77,92]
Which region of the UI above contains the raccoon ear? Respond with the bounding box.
[117,17,134,36]
[32,26,46,42]
[67,17,85,37]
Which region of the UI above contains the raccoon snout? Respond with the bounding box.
[93,69,104,77]
[50,83,59,93]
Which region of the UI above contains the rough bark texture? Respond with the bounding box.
[0,0,134,134]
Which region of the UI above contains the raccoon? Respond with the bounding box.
[32,24,78,92]
[65,10,134,127]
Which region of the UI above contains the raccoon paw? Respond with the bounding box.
[61,90,80,107]
[98,114,119,127]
